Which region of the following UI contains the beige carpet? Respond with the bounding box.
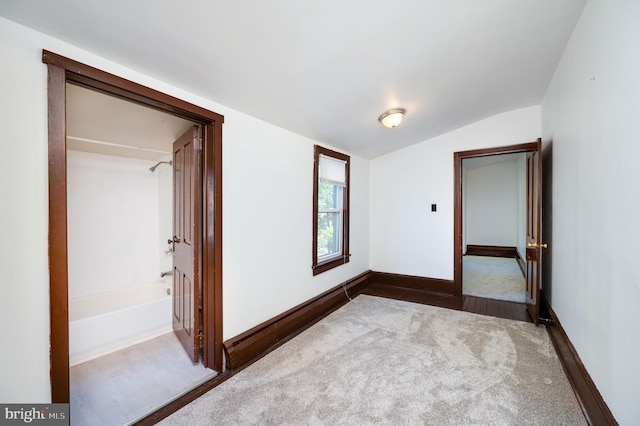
[160,295,585,425]
[463,255,526,303]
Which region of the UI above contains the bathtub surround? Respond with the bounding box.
[67,149,175,364]
[160,295,585,425]
[68,280,172,365]
[66,150,165,299]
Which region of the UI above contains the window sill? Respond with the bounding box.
[312,256,349,276]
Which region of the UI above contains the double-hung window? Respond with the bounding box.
[313,145,350,275]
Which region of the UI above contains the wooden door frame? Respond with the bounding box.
[453,139,541,297]
[43,50,224,402]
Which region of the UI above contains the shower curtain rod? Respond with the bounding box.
[67,135,171,155]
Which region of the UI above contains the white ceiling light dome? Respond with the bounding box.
[378,108,406,128]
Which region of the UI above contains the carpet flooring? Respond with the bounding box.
[160,295,585,425]
[463,255,526,303]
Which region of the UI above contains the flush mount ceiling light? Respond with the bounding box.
[378,108,406,128]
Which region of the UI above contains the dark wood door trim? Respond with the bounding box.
[47,64,69,403]
[44,50,224,402]
[42,50,223,123]
[453,141,540,298]
[525,146,543,325]
[202,121,224,372]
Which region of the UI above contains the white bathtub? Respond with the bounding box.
[69,280,173,365]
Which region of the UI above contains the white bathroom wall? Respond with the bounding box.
[66,149,174,366]
[464,160,518,250]
[369,106,541,278]
[156,156,173,275]
[67,150,161,299]
[541,0,640,422]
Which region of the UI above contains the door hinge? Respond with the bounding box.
[194,137,203,151]
[195,330,204,350]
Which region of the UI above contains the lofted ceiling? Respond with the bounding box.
[0,0,586,159]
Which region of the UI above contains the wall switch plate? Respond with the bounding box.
[431,204,437,212]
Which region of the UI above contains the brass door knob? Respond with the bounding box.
[527,242,548,249]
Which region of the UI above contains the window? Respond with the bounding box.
[313,145,350,275]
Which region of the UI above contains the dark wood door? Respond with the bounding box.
[525,141,543,325]
[172,125,202,363]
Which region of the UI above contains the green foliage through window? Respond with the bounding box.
[317,183,341,257]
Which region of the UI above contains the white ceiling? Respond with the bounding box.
[0,0,586,159]
[66,84,195,162]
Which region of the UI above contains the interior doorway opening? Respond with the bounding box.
[65,84,217,423]
[454,140,542,324]
[461,152,527,303]
[45,51,224,410]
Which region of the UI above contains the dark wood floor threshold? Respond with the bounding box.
[542,297,618,425]
[466,244,518,258]
[463,295,530,322]
[134,371,232,425]
[363,283,530,323]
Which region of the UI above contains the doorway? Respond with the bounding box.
[44,51,224,406]
[65,84,218,423]
[461,153,527,303]
[453,140,542,324]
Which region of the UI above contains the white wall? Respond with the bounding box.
[0,17,369,402]
[369,106,541,278]
[223,115,370,337]
[464,160,518,249]
[67,150,161,299]
[541,0,640,423]
[0,17,53,403]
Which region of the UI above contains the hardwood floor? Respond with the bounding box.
[362,283,530,323]
[70,332,216,425]
[462,294,530,322]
